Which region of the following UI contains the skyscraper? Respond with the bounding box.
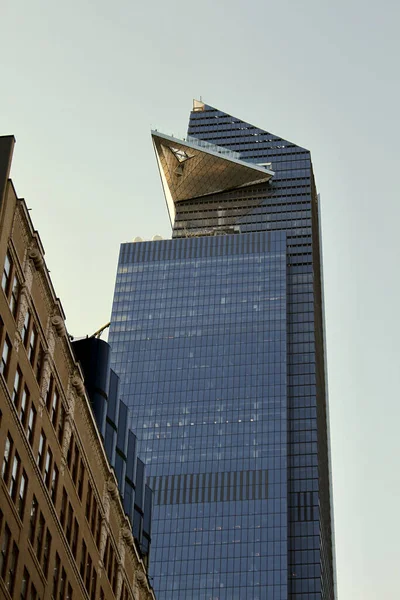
[109,101,336,599]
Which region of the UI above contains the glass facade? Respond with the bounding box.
[108,103,335,599]
[72,337,152,564]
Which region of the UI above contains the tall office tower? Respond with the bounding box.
[109,101,336,600]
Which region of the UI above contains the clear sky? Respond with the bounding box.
[1,1,399,597]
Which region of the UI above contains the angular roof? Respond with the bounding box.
[152,131,274,223]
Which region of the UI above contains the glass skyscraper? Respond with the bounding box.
[108,101,336,599]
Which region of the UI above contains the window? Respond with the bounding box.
[29,583,38,600]
[58,404,65,445]
[17,470,28,519]
[34,344,44,383]
[45,375,53,412]
[9,452,21,501]
[27,403,36,446]
[72,518,79,559]
[20,567,30,600]
[6,541,18,595]
[90,568,97,600]
[19,385,29,427]
[72,444,80,485]
[12,367,22,407]
[77,459,84,500]
[80,540,87,578]
[107,543,114,581]
[35,513,45,562]
[0,524,11,579]
[67,435,74,469]
[22,311,30,347]
[42,529,51,578]
[50,464,59,504]
[60,488,67,527]
[28,325,37,365]
[0,335,11,377]
[44,447,53,487]
[50,388,59,428]
[52,553,60,598]
[66,503,73,544]
[96,509,102,549]
[2,433,13,483]
[2,252,12,295]
[9,275,20,318]
[85,480,92,520]
[66,583,73,600]
[37,430,46,471]
[85,554,92,593]
[91,496,97,536]
[28,496,38,544]
[60,568,66,600]
[30,583,38,600]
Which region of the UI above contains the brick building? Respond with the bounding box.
[0,135,155,600]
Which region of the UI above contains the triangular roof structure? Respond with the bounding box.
[152,131,274,222]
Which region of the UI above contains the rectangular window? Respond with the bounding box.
[35,513,45,562]
[52,553,60,598]
[12,367,22,407]
[9,275,20,318]
[96,510,102,549]
[44,447,53,488]
[50,388,59,428]
[27,403,36,446]
[9,452,21,501]
[2,252,12,295]
[58,404,65,445]
[67,435,74,469]
[18,470,28,519]
[20,385,30,427]
[45,375,53,412]
[72,444,80,485]
[51,464,59,504]
[107,544,114,581]
[37,430,46,471]
[85,481,92,520]
[66,503,73,544]
[103,537,109,573]
[91,497,97,536]
[22,311,30,347]
[91,568,97,600]
[66,583,73,600]
[60,488,67,527]
[0,524,11,579]
[2,433,13,483]
[0,336,11,378]
[72,518,79,559]
[6,541,18,595]
[77,459,84,500]
[80,540,87,578]
[20,567,30,600]
[59,568,66,600]
[42,529,51,578]
[85,554,92,592]
[34,344,44,383]
[28,326,37,366]
[28,496,38,544]
[112,557,117,593]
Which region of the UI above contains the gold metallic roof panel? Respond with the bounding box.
[151,131,274,222]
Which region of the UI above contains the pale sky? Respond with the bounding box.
[1,1,399,598]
